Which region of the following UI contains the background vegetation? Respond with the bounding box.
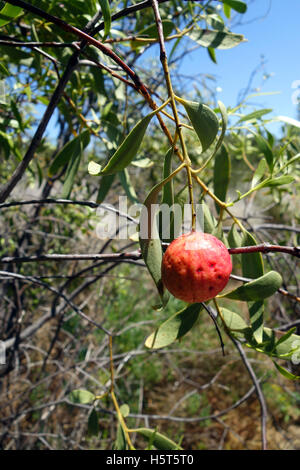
[0,0,300,450]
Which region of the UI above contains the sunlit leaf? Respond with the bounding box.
[222,271,282,301]
[180,98,219,152]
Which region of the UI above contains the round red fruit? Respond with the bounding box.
[161,231,232,303]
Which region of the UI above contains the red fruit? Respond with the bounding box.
[161,231,232,303]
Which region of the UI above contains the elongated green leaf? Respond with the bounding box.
[119,168,138,203]
[238,108,273,123]
[98,0,111,39]
[251,158,267,189]
[161,148,174,208]
[0,4,22,27]
[262,327,300,359]
[139,175,175,308]
[240,231,264,342]
[135,428,182,450]
[223,3,231,18]
[259,175,295,188]
[145,303,202,349]
[213,144,231,211]
[189,28,246,50]
[255,134,274,172]
[223,271,282,301]
[220,308,248,331]
[207,46,217,63]
[223,0,247,14]
[88,408,99,436]
[248,300,264,344]
[131,20,174,48]
[227,223,242,249]
[96,174,115,203]
[202,202,217,234]
[49,130,90,176]
[241,231,264,279]
[62,132,91,198]
[180,99,219,152]
[273,362,300,380]
[101,114,152,175]
[68,389,95,404]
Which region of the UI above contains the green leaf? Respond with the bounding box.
[251,158,267,189]
[68,389,95,404]
[227,223,242,249]
[248,301,264,344]
[241,231,264,279]
[119,403,130,418]
[119,168,138,203]
[135,428,182,450]
[273,362,300,381]
[88,408,99,436]
[101,114,152,175]
[96,174,115,203]
[161,148,174,208]
[254,134,274,172]
[49,130,90,176]
[220,308,248,331]
[238,108,272,123]
[222,271,282,301]
[259,175,295,189]
[202,202,217,234]
[213,144,231,211]
[98,0,111,39]
[145,303,202,349]
[131,20,174,48]
[0,4,23,27]
[262,327,300,359]
[0,61,9,77]
[113,423,127,450]
[189,28,246,50]
[139,177,173,308]
[207,46,217,64]
[223,0,247,14]
[180,99,219,152]
[223,3,231,18]
[62,131,91,198]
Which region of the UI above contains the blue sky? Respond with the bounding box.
[179,0,300,133]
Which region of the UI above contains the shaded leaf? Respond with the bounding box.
[255,134,274,172]
[0,3,22,27]
[223,0,247,14]
[131,20,174,48]
[180,99,219,152]
[145,303,202,349]
[241,231,264,279]
[88,408,99,436]
[213,144,231,211]
[101,114,152,175]
[248,300,264,344]
[98,0,111,39]
[135,428,182,450]
[49,130,90,176]
[96,174,115,203]
[251,158,267,189]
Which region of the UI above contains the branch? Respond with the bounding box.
[228,243,300,259]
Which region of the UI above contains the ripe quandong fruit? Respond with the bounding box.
[161,231,232,303]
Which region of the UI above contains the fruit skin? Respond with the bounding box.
[161,231,232,303]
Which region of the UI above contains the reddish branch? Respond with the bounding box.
[228,244,300,259]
